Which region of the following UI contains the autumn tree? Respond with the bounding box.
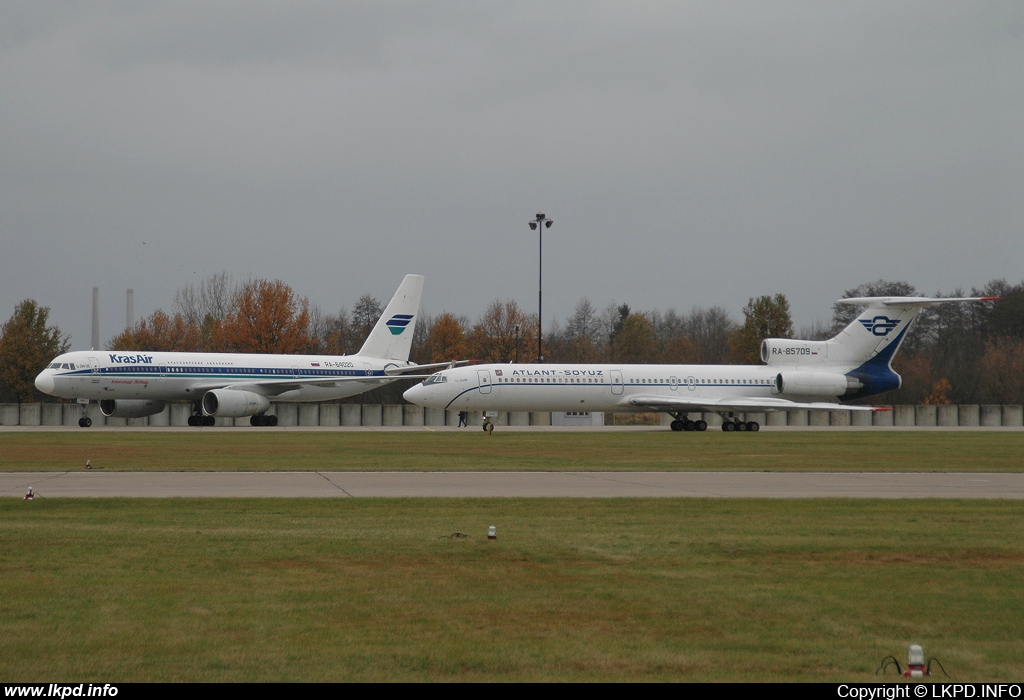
[0,300,70,402]
[555,298,603,362]
[351,295,384,346]
[211,279,316,354]
[612,312,659,363]
[468,300,536,363]
[423,312,470,363]
[977,337,1024,404]
[729,294,794,364]
[108,309,201,351]
[174,272,236,325]
[684,306,738,363]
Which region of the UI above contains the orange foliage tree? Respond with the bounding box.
[424,312,470,363]
[109,310,202,352]
[211,279,316,354]
[468,300,536,363]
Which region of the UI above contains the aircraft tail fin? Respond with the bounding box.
[356,275,425,360]
[762,296,996,398]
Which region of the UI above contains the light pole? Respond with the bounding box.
[528,212,553,362]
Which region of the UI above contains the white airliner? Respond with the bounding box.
[35,274,453,427]
[403,296,996,432]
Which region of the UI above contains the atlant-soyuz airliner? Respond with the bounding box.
[35,274,453,427]
[403,296,996,432]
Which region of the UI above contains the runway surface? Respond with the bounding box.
[4,471,1024,498]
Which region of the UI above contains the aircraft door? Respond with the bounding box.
[88,357,100,384]
[687,375,696,391]
[670,375,679,391]
[477,369,492,394]
[610,370,623,395]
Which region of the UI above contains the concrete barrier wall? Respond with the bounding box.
[851,410,872,427]
[915,405,936,427]
[0,404,19,426]
[5,403,1024,428]
[319,404,339,427]
[341,404,361,426]
[980,405,1002,427]
[873,409,894,426]
[403,404,424,426]
[787,410,808,427]
[298,404,319,427]
[382,405,403,426]
[361,404,382,427]
[894,405,915,427]
[808,411,829,427]
[937,404,959,427]
[41,403,63,426]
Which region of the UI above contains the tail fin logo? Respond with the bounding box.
[386,314,414,336]
[859,316,901,337]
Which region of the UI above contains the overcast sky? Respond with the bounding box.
[2,1,1021,350]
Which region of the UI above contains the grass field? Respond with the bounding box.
[1,430,1022,472]
[2,498,1021,682]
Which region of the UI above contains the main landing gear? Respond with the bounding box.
[188,414,216,427]
[721,420,759,432]
[670,417,708,432]
[668,412,759,433]
[250,414,278,427]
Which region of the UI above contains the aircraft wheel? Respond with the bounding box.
[683,420,696,431]
[188,415,198,427]
[747,421,760,432]
[250,415,262,427]
[79,416,92,428]
[735,421,748,432]
[695,420,707,431]
[722,421,735,432]
[269,415,278,427]
[670,420,684,432]
[206,415,217,427]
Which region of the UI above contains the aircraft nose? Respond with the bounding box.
[403,384,427,406]
[35,370,54,395]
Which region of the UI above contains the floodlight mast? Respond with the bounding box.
[528,212,553,362]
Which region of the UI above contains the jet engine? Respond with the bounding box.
[99,399,167,418]
[774,372,861,398]
[201,389,270,418]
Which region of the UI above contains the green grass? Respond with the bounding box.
[2,498,1021,682]
[1,431,1022,472]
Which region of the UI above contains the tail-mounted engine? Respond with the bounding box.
[773,372,862,398]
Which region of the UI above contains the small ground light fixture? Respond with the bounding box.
[488,526,497,540]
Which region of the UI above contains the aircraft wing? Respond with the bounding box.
[625,394,886,413]
[191,375,402,397]
[383,359,474,376]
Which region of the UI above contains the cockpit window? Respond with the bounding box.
[424,373,448,385]
[49,363,61,369]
